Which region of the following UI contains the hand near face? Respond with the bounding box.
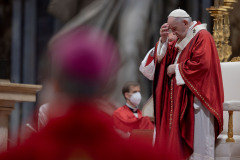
[168,32,177,42]
[160,23,169,43]
[167,64,176,77]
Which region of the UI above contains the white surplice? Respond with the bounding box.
[139,21,215,160]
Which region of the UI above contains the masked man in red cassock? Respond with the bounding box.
[112,82,154,137]
[140,9,224,160]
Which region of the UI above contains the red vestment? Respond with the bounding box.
[0,101,160,160]
[147,22,224,159]
[112,105,154,133]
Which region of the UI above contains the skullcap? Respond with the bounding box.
[168,9,190,18]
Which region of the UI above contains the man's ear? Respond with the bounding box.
[183,19,188,26]
[124,92,129,100]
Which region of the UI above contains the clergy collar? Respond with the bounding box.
[189,21,197,31]
[126,103,138,113]
[175,21,207,51]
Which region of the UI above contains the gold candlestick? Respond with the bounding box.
[207,7,227,61]
[222,5,233,61]
[223,0,237,61]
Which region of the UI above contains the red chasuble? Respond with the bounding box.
[112,105,154,133]
[149,22,224,159]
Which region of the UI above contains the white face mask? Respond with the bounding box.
[129,92,142,106]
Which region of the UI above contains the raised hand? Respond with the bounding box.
[159,23,169,43]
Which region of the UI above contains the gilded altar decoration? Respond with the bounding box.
[226,111,235,142]
[231,56,240,62]
[207,0,238,62]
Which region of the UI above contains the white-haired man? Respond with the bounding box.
[140,9,224,160]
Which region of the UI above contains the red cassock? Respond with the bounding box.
[146,22,224,159]
[0,102,161,160]
[112,105,154,133]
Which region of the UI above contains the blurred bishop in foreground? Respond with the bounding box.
[0,27,160,160]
